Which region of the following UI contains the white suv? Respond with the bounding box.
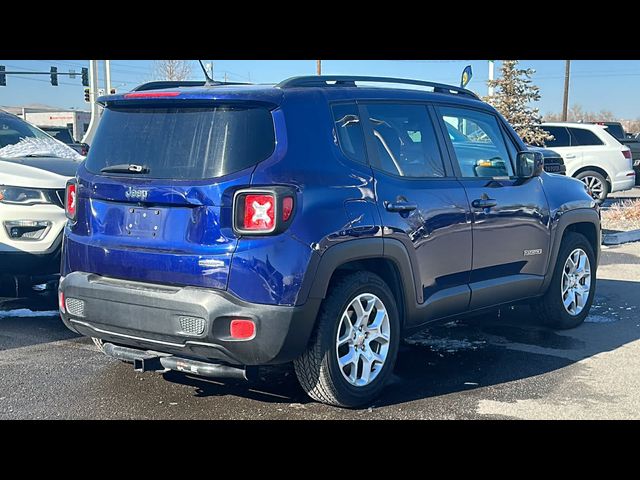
[0,110,83,296]
[541,122,636,202]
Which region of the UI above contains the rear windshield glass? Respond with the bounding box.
[86,105,275,179]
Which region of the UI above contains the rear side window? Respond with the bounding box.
[569,128,604,146]
[365,103,445,178]
[543,126,571,147]
[86,105,275,179]
[332,103,367,164]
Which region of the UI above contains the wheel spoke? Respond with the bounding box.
[359,355,373,384]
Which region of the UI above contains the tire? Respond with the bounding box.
[575,170,609,204]
[531,231,596,329]
[294,271,400,408]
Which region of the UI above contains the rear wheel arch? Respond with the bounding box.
[303,238,417,331]
[572,166,612,189]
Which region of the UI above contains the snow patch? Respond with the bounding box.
[585,314,618,323]
[0,137,84,160]
[0,309,59,318]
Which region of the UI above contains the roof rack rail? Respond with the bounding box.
[131,80,252,92]
[276,75,479,99]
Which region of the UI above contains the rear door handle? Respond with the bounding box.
[565,154,576,159]
[384,201,418,213]
[472,198,497,209]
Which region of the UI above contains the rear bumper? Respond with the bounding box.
[611,172,636,193]
[59,272,321,366]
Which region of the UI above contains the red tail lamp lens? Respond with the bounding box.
[65,181,77,220]
[230,319,255,339]
[243,194,275,231]
[282,196,294,222]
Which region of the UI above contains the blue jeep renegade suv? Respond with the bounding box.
[59,76,600,407]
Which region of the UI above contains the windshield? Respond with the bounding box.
[0,113,83,159]
[86,105,276,179]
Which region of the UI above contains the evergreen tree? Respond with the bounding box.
[484,60,551,145]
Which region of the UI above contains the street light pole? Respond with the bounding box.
[317,60,322,75]
[562,60,571,121]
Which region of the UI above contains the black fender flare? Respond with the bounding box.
[540,208,601,293]
[296,238,419,316]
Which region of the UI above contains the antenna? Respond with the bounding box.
[198,60,215,86]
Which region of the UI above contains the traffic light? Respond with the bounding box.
[50,66,58,86]
[0,66,5,87]
[84,88,90,103]
[81,67,89,87]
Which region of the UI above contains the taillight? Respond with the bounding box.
[243,194,275,231]
[233,188,296,235]
[623,149,632,159]
[65,180,77,220]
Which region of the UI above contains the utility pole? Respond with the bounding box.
[317,60,322,75]
[562,60,571,121]
[487,60,495,96]
[81,60,101,145]
[104,60,112,94]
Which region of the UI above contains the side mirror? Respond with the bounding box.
[516,151,544,178]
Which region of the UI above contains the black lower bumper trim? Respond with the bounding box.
[60,272,322,366]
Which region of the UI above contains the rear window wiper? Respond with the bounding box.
[100,164,149,174]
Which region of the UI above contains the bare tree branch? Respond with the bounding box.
[152,60,193,81]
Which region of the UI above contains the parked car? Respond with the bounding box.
[587,121,640,186]
[38,126,89,157]
[528,146,566,175]
[541,122,635,202]
[0,110,84,297]
[59,76,600,407]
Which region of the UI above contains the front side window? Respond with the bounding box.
[365,103,445,178]
[569,128,604,146]
[439,107,515,178]
[543,126,571,147]
[332,103,367,164]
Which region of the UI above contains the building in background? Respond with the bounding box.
[21,109,91,142]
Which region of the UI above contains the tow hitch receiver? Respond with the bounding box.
[101,343,255,380]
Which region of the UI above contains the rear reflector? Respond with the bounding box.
[243,194,275,231]
[623,150,632,159]
[124,91,181,98]
[230,319,255,340]
[58,291,66,314]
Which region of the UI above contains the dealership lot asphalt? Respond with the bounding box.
[1,241,639,420]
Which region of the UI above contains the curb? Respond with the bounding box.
[603,229,640,246]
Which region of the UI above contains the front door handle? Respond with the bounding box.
[472,198,498,209]
[384,201,418,213]
[565,154,576,159]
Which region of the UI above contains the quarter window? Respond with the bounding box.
[332,103,367,164]
[439,107,515,178]
[365,103,445,178]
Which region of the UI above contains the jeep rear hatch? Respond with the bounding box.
[68,101,277,290]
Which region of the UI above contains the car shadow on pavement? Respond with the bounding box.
[163,278,640,409]
[0,313,79,351]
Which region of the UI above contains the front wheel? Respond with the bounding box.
[294,272,400,408]
[531,232,596,329]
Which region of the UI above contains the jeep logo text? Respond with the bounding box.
[125,186,149,200]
